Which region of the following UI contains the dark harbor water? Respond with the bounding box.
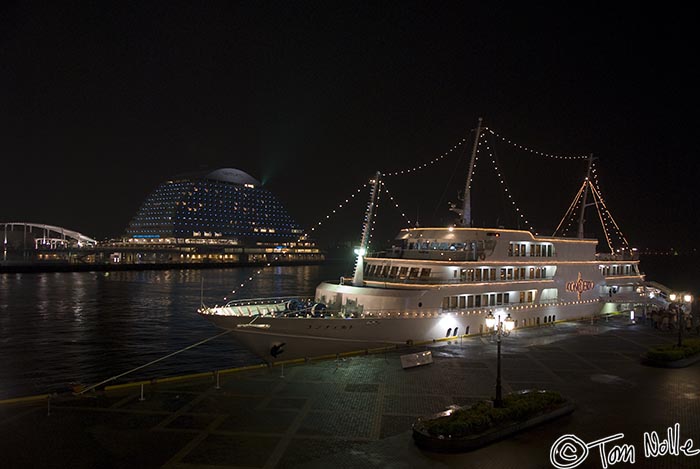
[638,254,700,294]
[0,262,351,400]
[0,256,697,400]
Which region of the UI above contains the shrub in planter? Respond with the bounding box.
[647,338,700,362]
[422,390,566,439]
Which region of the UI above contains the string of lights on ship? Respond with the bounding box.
[221,122,624,300]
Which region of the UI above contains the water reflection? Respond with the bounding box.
[0,262,350,399]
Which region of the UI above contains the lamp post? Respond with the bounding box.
[485,310,515,408]
[669,293,693,347]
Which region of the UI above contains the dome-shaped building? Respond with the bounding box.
[126,168,303,244]
[117,168,321,265]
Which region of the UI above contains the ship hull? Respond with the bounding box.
[201,300,603,360]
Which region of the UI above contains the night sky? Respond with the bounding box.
[1,2,696,251]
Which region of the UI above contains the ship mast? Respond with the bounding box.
[577,153,595,238]
[352,171,381,286]
[461,117,483,227]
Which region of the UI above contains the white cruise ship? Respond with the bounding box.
[198,121,651,360]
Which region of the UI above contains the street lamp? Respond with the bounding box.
[485,310,515,408]
[669,293,693,347]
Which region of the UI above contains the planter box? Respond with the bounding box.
[412,400,575,453]
[641,352,700,368]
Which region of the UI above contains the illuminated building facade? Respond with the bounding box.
[126,168,303,245]
[1,169,322,271]
[117,168,321,264]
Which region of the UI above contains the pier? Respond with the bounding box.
[2,315,698,468]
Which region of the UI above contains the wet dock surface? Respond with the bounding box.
[2,316,699,468]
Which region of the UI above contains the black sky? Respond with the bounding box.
[1,2,696,251]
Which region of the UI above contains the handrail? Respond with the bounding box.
[224,296,313,307]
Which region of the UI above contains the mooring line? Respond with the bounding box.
[77,329,234,395]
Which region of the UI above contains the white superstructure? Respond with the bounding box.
[198,121,651,360]
[199,226,649,360]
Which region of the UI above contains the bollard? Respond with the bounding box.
[215,370,221,390]
[280,363,285,379]
[47,395,51,417]
[139,383,145,401]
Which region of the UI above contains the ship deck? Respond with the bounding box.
[1,315,699,468]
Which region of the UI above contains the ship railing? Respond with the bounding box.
[596,252,639,261]
[224,296,313,307]
[208,297,349,319]
[362,275,556,285]
[369,250,477,261]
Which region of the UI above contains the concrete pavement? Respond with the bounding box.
[1,316,699,468]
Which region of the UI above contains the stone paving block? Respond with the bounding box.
[310,367,369,384]
[181,433,280,467]
[508,382,564,393]
[577,350,636,367]
[539,355,600,370]
[385,370,491,395]
[617,351,644,360]
[117,391,196,412]
[501,368,559,382]
[451,395,487,407]
[526,346,566,355]
[48,409,167,431]
[188,394,261,414]
[345,383,379,393]
[311,391,378,412]
[165,381,218,393]
[0,405,34,425]
[277,381,342,397]
[165,413,218,430]
[50,394,129,409]
[219,378,279,395]
[293,367,334,382]
[383,394,453,416]
[1,407,184,468]
[4,316,700,468]
[217,408,297,433]
[266,397,307,409]
[298,411,375,438]
[529,357,588,370]
[276,438,369,469]
[447,360,489,369]
[551,370,605,386]
[501,361,541,371]
[380,414,418,439]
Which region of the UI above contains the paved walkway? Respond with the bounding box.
[1,317,699,468]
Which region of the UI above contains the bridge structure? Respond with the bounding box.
[2,222,98,264]
[2,222,97,249]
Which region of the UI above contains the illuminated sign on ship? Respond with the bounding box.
[566,272,595,300]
